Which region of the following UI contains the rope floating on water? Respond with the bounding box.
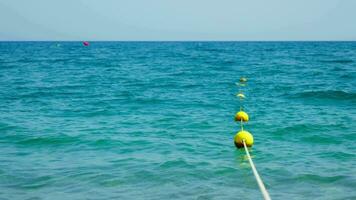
[243,140,271,200]
[234,77,271,200]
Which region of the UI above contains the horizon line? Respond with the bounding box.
[0,40,356,42]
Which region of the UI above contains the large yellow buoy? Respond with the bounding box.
[234,130,254,148]
[234,111,249,122]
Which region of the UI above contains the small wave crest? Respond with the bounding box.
[320,59,354,64]
[294,174,347,184]
[6,134,82,147]
[293,90,356,101]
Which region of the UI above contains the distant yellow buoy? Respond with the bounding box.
[236,93,245,99]
[240,77,247,83]
[235,111,249,122]
[234,130,254,148]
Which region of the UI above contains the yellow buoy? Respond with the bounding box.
[236,93,245,99]
[240,77,247,83]
[234,111,249,122]
[234,130,254,148]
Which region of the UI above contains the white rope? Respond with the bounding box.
[243,140,271,200]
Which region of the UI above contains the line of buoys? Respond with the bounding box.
[233,77,271,200]
[234,77,253,148]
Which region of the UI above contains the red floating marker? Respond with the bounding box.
[83,41,90,46]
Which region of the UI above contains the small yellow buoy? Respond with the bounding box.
[236,93,245,99]
[234,130,254,148]
[234,111,249,122]
[240,77,247,83]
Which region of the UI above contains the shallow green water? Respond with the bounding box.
[0,42,355,200]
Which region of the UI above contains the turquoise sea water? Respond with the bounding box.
[0,42,355,200]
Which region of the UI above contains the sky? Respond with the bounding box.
[0,0,355,41]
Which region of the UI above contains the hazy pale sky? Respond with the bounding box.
[0,0,355,41]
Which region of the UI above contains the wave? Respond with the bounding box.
[273,124,330,136]
[4,134,148,150]
[317,151,355,160]
[17,135,81,147]
[159,159,196,169]
[0,123,24,132]
[320,59,354,64]
[301,135,343,144]
[293,90,356,101]
[0,134,82,148]
[340,74,354,79]
[294,174,347,184]
[271,123,347,142]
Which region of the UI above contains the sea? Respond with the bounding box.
[0,42,355,200]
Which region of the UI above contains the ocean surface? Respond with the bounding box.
[0,42,355,200]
